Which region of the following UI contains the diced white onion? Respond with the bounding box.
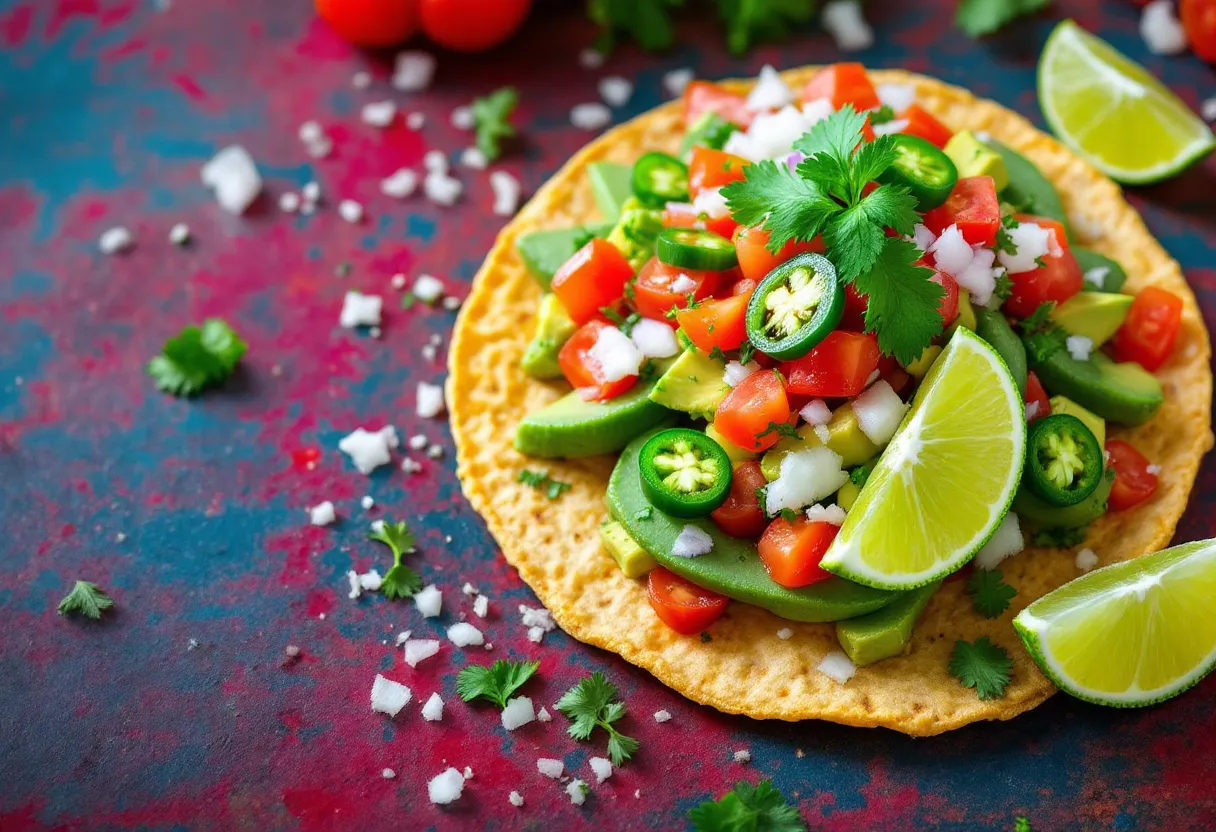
[588,325,644,382]
[799,399,832,426]
[724,360,760,388]
[974,512,1024,570]
[765,447,848,514]
[746,64,794,112]
[997,223,1053,275]
[631,318,679,358]
[852,380,908,447]
[806,503,847,526]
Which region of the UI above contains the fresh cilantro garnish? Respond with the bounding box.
[709,346,728,362]
[778,508,800,523]
[455,659,539,708]
[957,0,1049,37]
[369,520,422,599]
[966,569,1016,618]
[624,279,638,302]
[401,292,417,309]
[588,0,683,52]
[738,341,756,367]
[471,87,518,161]
[688,780,806,832]
[1030,526,1089,548]
[754,486,768,514]
[518,469,573,500]
[1018,302,1068,364]
[556,671,639,766]
[601,307,642,336]
[992,273,1014,301]
[57,580,114,620]
[639,360,659,381]
[948,636,1013,700]
[869,104,897,126]
[634,506,653,521]
[715,0,817,54]
[722,108,940,364]
[147,319,246,397]
[757,421,801,440]
[994,215,1020,256]
[1015,816,1033,832]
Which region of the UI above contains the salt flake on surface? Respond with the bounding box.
[404,639,441,668]
[370,674,411,717]
[427,767,464,805]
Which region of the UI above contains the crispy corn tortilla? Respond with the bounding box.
[448,69,1212,735]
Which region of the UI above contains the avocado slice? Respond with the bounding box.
[944,131,1009,191]
[974,305,1028,394]
[1072,247,1128,294]
[649,348,730,419]
[836,480,861,511]
[1048,395,1106,448]
[607,431,900,622]
[515,381,675,459]
[904,345,942,379]
[835,581,941,666]
[515,224,612,290]
[520,294,577,379]
[986,139,1071,238]
[760,403,879,480]
[1029,349,1163,426]
[1014,467,1114,531]
[606,196,665,271]
[706,423,757,463]
[599,520,658,578]
[1051,291,1132,346]
[588,161,634,226]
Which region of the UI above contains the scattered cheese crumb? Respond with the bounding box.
[463,767,474,780]
[408,434,430,451]
[822,0,874,51]
[393,51,436,92]
[347,570,362,600]
[447,622,485,647]
[426,444,444,459]
[359,570,382,591]
[424,171,463,205]
[424,150,448,173]
[473,594,489,618]
[169,223,190,246]
[578,48,605,69]
[391,273,407,290]
[395,631,412,646]
[460,147,487,170]
[416,691,443,722]
[442,296,462,311]
[450,105,475,130]
[309,501,337,526]
[1141,0,1188,55]
[406,111,426,130]
[1066,335,1094,362]
[805,504,847,526]
[566,779,588,806]
[509,790,525,807]
[351,70,371,89]
[201,145,262,214]
[302,181,321,202]
[1075,547,1099,572]
[654,710,673,723]
[382,768,396,779]
[381,168,419,199]
[338,425,397,473]
[589,757,613,783]
[733,750,751,763]
[404,639,441,668]
[427,768,465,805]
[279,192,300,213]
[663,67,694,98]
[339,291,383,328]
[490,171,522,217]
[415,585,443,618]
[501,696,536,731]
[974,512,1024,570]
[776,627,794,640]
[598,76,633,107]
[817,650,857,684]
[462,582,480,596]
[402,458,422,474]
[416,382,446,418]
[519,605,556,644]
[99,226,134,254]
[537,706,552,722]
[338,199,364,224]
[570,102,612,131]
[537,758,564,779]
[414,274,444,303]
[370,674,411,717]
[672,525,714,558]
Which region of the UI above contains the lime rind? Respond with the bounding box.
[820,328,1026,590]
[1038,20,1216,185]
[1013,539,1216,707]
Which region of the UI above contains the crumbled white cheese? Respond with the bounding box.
[777,628,793,640]
[974,512,1024,570]
[392,51,436,91]
[169,223,190,246]
[406,111,426,130]
[653,710,672,723]
[877,82,916,113]
[424,171,463,205]
[501,696,536,731]
[588,325,644,382]
[339,291,383,328]
[338,425,397,474]
[279,192,300,213]
[800,399,832,426]
[382,768,396,779]
[765,447,849,514]
[1067,335,1094,362]
[415,585,443,618]
[733,750,751,763]
[361,495,375,511]
[823,0,874,51]
[1083,266,1110,290]
[1204,97,1216,123]
[520,605,555,633]
[671,525,714,558]
[473,594,489,618]
[537,706,552,722]
[579,47,605,69]
[537,758,564,779]
[1075,547,1099,572]
[401,458,422,474]
[370,674,411,717]
[566,780,588,806]
[663,67,695,98]
[424,150,448,173]
[347,569,362,600]
[359,570,382,591]
[450,105,475,130]
[806,504,847,526]
[447,622,485,647]
[411,274,443,304]
[589,757,613,783]
[852,380,908,447]
[509,790,525,807]
[99,226,134,254]
[416,381,446,419]
[724,360,760,388]
[746,65,794,112]
[408,433,429,451]
[490,171,522,217]
[404,639,441,668]
[309,501,336,526]
[200,145,263,215]
[442,296,462,311]
[817,651,857,684]
[428,767,465,805]
[571,102,612,131]
[459,147,487,171]
[381,169,418,199]
[338,199,364,224]
[1141,0,1188,55]
[426,444,444,459]
[631,317,679,359]
[598,76,633,107]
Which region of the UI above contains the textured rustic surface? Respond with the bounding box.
[5,0,1216,829]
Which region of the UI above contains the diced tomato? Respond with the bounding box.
[714,370,792,452]
[801,63,879,111]
[1111,286,1184,372]
[732,225,824,283]
[757,517,839,588]
[689,147,750,197]
[551,238,635,326]
[782,331,881,398]
[663,201,738,240]
[932,272,960,325]
[1004,250,1083,320]
[683,81,753,129]
[899,104,953,148]
[676,280,755,352]
[922,176,1001,247]
[1181,0,1216,63]
[1024,371,1050,422]
[841,283,869,332]
[647,567,728,635]
[1105,439,1159,512]
[631,257,724,321]
[861,114,876,143]
[557,319,637,402]
[710,461,769,539]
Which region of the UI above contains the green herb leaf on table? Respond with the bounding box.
[949,636,1013,700]
[714,0,818,55]
[588,0,683,53]
[147,319,246,397]
[1015,816,1033,832]
[369,520,422,599]
[471,87,518,162]
[456,659,539,709]
[966,569,1016,618]
[556,671,639,766]
[688,779,806,832]
[518,469,573,500]
[957,0,1050,38]
[57,580,114,620]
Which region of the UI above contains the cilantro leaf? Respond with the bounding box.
[949,636,1013,700]
[1015,816,1033,832]
[793,104,869,161]
[588,0,683,52]
[689,780,806,832]
[757,421,801,440]
[369,520,422,599]
[472,87,518,161]
[57,580,114,620]
[869,104,897,126]
[715,0,817,55]
[455,659,539,709]
[556,671,638,765]
[1019,302,1068,364]
[518,469,573,500]
[722,160,838,253]
[147,319,246,397]
[853,239,945,365]
[824,184,920,285]
[957,0,1050,38]
[966,569,1016,618]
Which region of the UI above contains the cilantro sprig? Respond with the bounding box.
[949,636,1013,700]
[966,569,1016,618]
[715,0,817,55]
[57,580,114,620]
[1018,302,1068,364]
[957,0,1049,38]
[556,671,639,765]
[456,659,539,708]
[472,87,518,162]
[369,520,422,599]
[147,319,246,397]
[589,0,684,52]
[518,469,573,500]
[722,107,942,364]
[689,780,806,832]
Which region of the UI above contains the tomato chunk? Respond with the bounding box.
[663,201,738,240]
[1024,371,1050,422]
[551,238,635,326]
[689,147,750,197]
[558,319,637,402]
[714,370,792,452]
[899,104,953,148]
[922,176,1001,247]
[782,331,881,398]
[1181,0,1216,62]
[757,517,839,588]
[932,272,960,326]
[801,63,880,111]
[1004,250,1083,320]
[647,567,728,635]
[676,281,754,353]
[732,225,824,283]
[683,81,753,129]
[1111,286,1184,372]
[710,461,769,539]
[631,257,723,321]
[1105,439,1159,511]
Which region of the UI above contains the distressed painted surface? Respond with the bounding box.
[2,0,1215,829]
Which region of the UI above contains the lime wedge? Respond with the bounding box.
[1039,20,1215,184]
[1014,539,1216,707]
[820,328,1025,590]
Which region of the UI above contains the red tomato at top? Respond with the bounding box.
[1003,250,1083,320]
[551,238,634,326]
[714,370,792,452]
[899,104,954,149]
[710,461,769,539]
[782,331,881,398]
[1111,286,1184,372]
[801,63,880,111]
[688,147,750,197]
[675,280,754,353]
[922,176,1001,247]
[757,516,839,588]
[558,319,637,402]
[315,0,419,47]
[1105,439,1159,512]
[1181,0,1216,62]
[683,81,754,129]
[647,567,728,635]
[732,225,824,283]
[418,0,531,51]
[631,257,724,321]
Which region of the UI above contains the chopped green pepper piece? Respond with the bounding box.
[638,428,733,518]
[1024,414,1104,507]
[745,253,844,360]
